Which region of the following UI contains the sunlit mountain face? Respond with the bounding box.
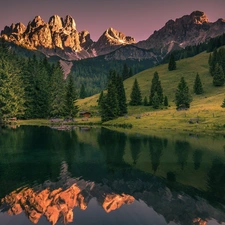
[1,126,225,225]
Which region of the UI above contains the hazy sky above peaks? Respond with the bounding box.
[1,0,225,41]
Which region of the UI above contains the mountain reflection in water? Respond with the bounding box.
[0,126,225,225]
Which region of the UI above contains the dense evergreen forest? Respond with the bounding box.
[0,40,78,121]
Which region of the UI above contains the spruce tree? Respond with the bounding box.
[152,93,160,109]
[175,77,192,109]
[168,54,176,71]
[209,48,218,76]
[164,96,168,107]
[149,71,163,105]
[100,80,119,122]
[65,74,79,118]
[122,63,129,80]
[221,98,225,108]
[143,96,148,106]
[116,75,127,115]
[129,78,142,106]
[79,84,86,99]
[49,63,66,117]
[193,73,203,94]
[213,63,225,86]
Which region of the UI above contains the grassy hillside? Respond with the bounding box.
[77,49,225,134]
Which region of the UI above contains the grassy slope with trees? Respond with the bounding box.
[77,47,225,134]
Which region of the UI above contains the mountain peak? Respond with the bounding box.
[29,15,45,28]
[48,15,63,31]
[63,15,76,31]
[190,10,208,24]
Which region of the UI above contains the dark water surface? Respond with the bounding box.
[0,126,225,225]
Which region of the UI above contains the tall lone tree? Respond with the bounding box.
[193,73,203,94]
[149,71,163,105]
[129,78,142,106]
[168,54,176,71]
[65,74,79,118]
[49,63,66,117]
[175,77,192,109]
[100,80,119,122]
[116,75,127,115]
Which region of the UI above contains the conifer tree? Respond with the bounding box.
[35,60,50,118]
[116,75,127,115]
[193,73,203,94]
[221,98,225,108]
[129,78,142,106]
[213,63,225,86]
[79,84,86,99]
[209,48,218,75]
[143,96,148,106]
[152,93,160,109]
[65,74,79,118]
[100,80,119,122]
[164,96,168,106]
[49,63,66,117]
[122,63,129,80]
[175,77,192,109]
[149,72,163,105]
[168,54,176,71]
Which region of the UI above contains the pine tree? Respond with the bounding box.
[116,75,127,115]
[221,98,225,108]
[100,80,119,122]
[49,63,66,117]
[79,84,86,99]
[193,73,203,94]
[168,54,176,71]
[213,63,225,86]
[164,96,168,106]
[65,74,79,118]
[175,77,192,109]
[149,71,163,105]
[152,93,160,109]
[129,78,142,106]
[143,96,148,106]
[122,63,129,80]
[209,48,218,76]
[35,60,50,118]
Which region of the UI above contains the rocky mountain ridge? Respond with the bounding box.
[1,11,225,61]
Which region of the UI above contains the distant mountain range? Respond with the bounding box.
[1,10,225,62]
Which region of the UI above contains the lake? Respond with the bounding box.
[0,125,225,225]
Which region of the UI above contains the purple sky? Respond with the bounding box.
[1,0,225,41]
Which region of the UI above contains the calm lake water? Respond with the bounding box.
[0,125,225,225]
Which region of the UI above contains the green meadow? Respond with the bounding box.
[77,49,225,135]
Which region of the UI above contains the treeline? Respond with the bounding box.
[71,57,156,96]
[0,41,78,121]
[163,33,225,62]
